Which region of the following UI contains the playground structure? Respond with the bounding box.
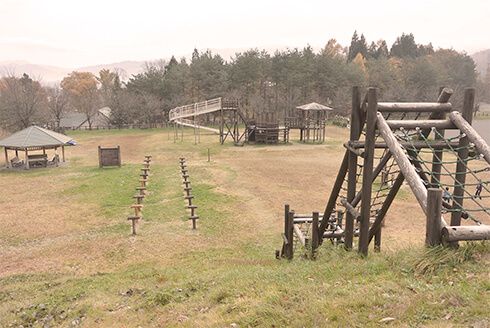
[285,102,332,143]
[168,98,289,145]
[280,86,490,259]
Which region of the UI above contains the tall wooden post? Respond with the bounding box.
[430,87,452,188]
[451,88,475,228]
[426,188,443,246]
[345,86,361,250]
[25,149,29,169]
[98,146,102,168]
[359,88,377,256]
[4,147,9,168]
[311,212,320,258]
[285,210,294,260]
[62,145,65,162]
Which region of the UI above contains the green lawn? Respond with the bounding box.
[0,128,488,327]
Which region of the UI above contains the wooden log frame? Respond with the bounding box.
[358,88,378,256]
[450,89,475,230]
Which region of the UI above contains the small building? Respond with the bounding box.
[0,126,76,169]
[59,107,111,130]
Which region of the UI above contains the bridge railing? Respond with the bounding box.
[169,97,222,121]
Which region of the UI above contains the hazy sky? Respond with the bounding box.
[0,0,489,67]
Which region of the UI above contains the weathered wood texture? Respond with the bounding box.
[426,188,443,246]
[98,146,121,167]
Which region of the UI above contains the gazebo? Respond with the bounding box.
[285,102,333,142]
[0,126,76,169]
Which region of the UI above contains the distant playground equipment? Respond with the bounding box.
[285,102,333,143]
[279,86,490,259]
[168,98,289,145]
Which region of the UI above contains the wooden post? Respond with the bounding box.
[98,146,102,168]
[24,149,29,169]
[281,204,290,257]
[451,88,475,227]
[345,86,361,250]
[286,211,294,260]
[117,145,121,167]
[4,147,9,168]
[311,212,320,258]
[430,87,452,188]
[61,145,65,162]
[358,88,377,256]
[426,188,443,247]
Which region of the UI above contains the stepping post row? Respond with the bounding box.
[128,155,152,235]
[180,157,199,229]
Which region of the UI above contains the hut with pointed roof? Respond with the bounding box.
[285,102,333,143]
[0,126,76,169]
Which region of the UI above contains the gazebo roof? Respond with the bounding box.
[296,102,333,111]
[0,126,75,149]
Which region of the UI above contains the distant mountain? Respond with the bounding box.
[0,60,146,85]
[471,49,490,78]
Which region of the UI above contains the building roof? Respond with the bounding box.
[0,126,76,149]
[296,102,333,111]
[59,112,87,128]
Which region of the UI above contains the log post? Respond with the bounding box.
[61,145,65,162]
[311,212,320,258]
[430,87,452,188]
[285,211,295,260]
[358,88,377,256]
[345,86,361,250]
[25,149,29,169]
[98,146,102,168]
[426,188,443,247]
[450,88,475,229]
[4,147,9,168]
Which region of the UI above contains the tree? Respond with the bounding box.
[0,73,46,130]
[46,84,69,130]
[61,71,100,129]
[390,33,419,58]
[348,31,368,62]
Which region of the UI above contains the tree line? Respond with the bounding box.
[0,32,489,132]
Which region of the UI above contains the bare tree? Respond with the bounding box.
[0,72,46,130]
[46,84,69,130]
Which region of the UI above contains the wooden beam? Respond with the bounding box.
[377,102,452,112]
[426,188,443,246]
[450,88,475,227]
[386,119,455,130]
[25,149,29,169]
[449,111,490,166]
[345,86,361,249]
[442,225,490,242]
[359,88,377,256]
[311,212,320,258]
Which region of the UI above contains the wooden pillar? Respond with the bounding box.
[4,147,9,168]
[285,210,294,260]
[451,88,475,227]
[430,87,451,188]
[98,146,103,168]
[42,147,46,155]
[25,149,29,169]
[359,88,377,256]
[117,145,121,167]
[311,212,320,258]
[345,86,361,250]
[62,145,65,162]
[426,188,443,246]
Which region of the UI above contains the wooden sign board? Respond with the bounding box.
[98,146,121,167]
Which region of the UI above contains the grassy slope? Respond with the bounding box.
[0,128,488,327]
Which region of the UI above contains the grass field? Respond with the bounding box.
[0,127,489,327]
